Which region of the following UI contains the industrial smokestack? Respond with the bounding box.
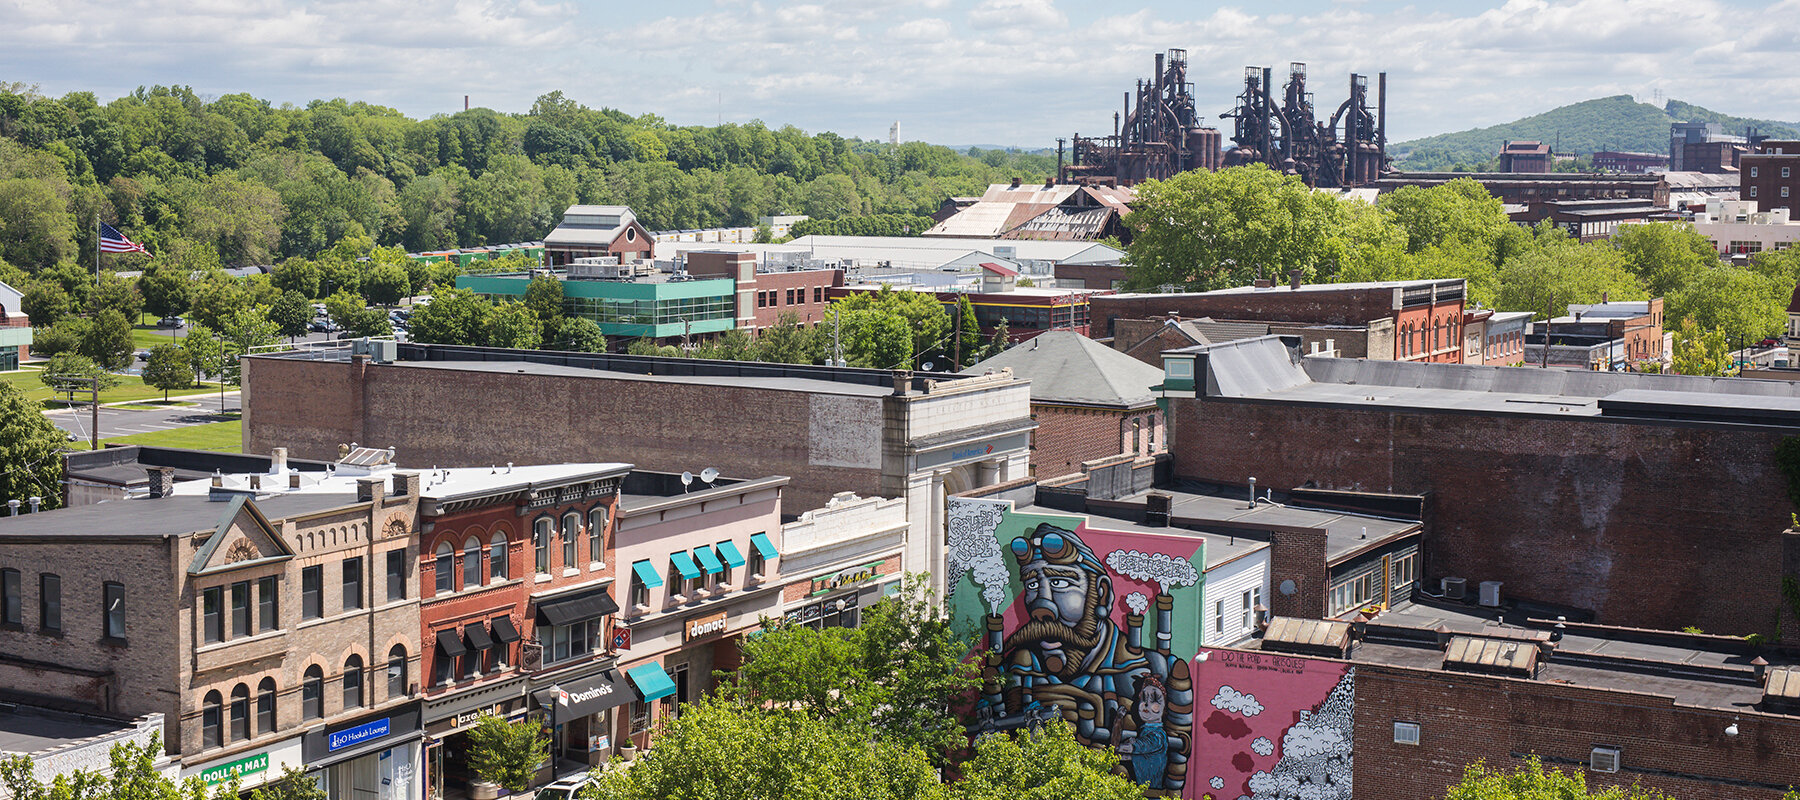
[464,95,469,111]
[1378,72,1388,157]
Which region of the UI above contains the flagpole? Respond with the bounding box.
[94,214,100,285]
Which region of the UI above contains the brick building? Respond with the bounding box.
[1111,315,1370,366]
[1742,141,1800,213]
[776,492,908,630]
[1373,172,1670,207]
[1592,150,1668,173]
[1158,336,1800,634]
[831,262,1099,343]
[1091,279,1464,363]
[241,344,1034,595]
[969,330,1166,478]
[1671,121,1749,174]
[681,250,843,332]
[542,206,654,266]
[1525,298,1666,370]
[1497,141,1552,173]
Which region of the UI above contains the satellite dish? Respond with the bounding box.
[700,467,719,484]
[922,360,936,371]
[680,471,693,485]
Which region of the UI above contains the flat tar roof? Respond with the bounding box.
[0,706,139,755]
[0,492,359,539]
[1017,503,1270,570]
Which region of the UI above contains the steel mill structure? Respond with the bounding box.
[1059,51,1391,189]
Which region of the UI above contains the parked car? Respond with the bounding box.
[1760,337,1781,348]
[157,316,184,328]
[134,349,151,362]
[534,775,592,800]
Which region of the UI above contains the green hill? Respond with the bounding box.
[1393,95,1800,170]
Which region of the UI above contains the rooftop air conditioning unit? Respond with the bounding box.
[1589,746,1619,774]
[1478,580,1503,608]
[1441,577,1467,601]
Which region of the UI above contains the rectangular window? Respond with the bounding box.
[490,538,508,581]
[39,574,60,633]
[1752,166,1760,178]
[342,558,363,611]
[1785,167,1792,179]
[748,548,765,579]
[258,576,278,631]
[535,519,552,574]
[814,286,824,303]
[1213,600,1224,633]
[203,586,223,643]
[302,566,322,619]
[630,701,652,734]
[387,550,406,601]
[231,581,251,638]
[1,569,19,626]
[1241,590,1253,631]
[589,508,607,564]
[103,582,125,640]
[1393,721,1420,745]
[631,575,649,607]
[1785,187,1791,199]
[1752,186,1760,198]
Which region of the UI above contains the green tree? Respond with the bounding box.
[271,258,323,299]
[953,721,1143,800]
[548,316,606,352]
[247,766,327,800]
[832,287,951,369]
[142,342,192,400]
[522,273,564,334]
[218,307,278,410]
[29,318,83,357]
[1665,266,1786,346]
[363,261,411,307]
[341,306,393,338]
[410,287,492,345]
[38,353,120,395]
[1443,756,1673,799]
[188,275,251,331]
[184,322,227,386]
[86,271,142,320]
[268,290,313,341]
[582,698,945,800]
[951,296,983,369]
[1495,241,1647,318]
[1671,317,1733,377]
[21,282,72,328]
[982,319,1011,360]
[1,733,237,800]
[323,290,366,336]
[78,308,134,370]
[1610,221,1719,298]
[483,301,542,349]
[757,312,821,364]
[1376,178,1512,256]
[0,380,68,510]
[465,714,548,794]
[139,265,192,320]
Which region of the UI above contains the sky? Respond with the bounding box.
[4,0,1799,148]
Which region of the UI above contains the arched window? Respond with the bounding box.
[202,690,223,749]
[588,507,608,564]
[489,531,508,581]
[534,518,552,574]
[561,512,580,571]
[302,666,323,720]
[343,655,364,709]
[1131,418,1142,453]
[257,677,277,735]
[435,541,454,594]
[462,536,481,590]
[388,645,408,699]
[230,683,250,741]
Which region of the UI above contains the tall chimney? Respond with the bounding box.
[464,95,469,112]
[270,447,288,475]
[148,467,176,499]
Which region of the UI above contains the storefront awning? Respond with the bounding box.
[749,532,779,560]
[715,540,746,568]
[692,545,723,575]
[435,629,468,659]
[464,622,494,651]
[631,559,663,589]
[492,616,521,644]
[537,587,620,627]
[532,670,631,719]
[626,662,678,703]
[670,551,701,581]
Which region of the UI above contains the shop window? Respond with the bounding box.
[387,549,407,602]
[202,690,223,749]
[342,558,363,611]
[1,568,18,626]
[302,666,323,720]
[343,655,364,709]
[630,701,652,734]
[231,581,251,638]
[388,645,408,699]
[258,576,278,631]
[257,678,277,734]
[39,573,60,633]
[230,683,250,742]
[462,537,482,590]
[202,586,223,643]
[588,507,608,565]
[534,518,553,574]
[489,531,509,581]
[103,582,125,640]
[302,566,322,619]
[562,513,580,571]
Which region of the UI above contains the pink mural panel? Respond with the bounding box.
[1186,648,1354,800]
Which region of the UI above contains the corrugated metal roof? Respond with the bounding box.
[927,202,1019,237]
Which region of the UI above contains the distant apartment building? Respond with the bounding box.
[1670,121,1748,173]
[1496,141,1551,173]
[1742,140,1800,213]
[0,281,29,370]
[1686,199,1800,256]
[680,250,843,332]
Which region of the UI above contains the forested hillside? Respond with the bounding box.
[1393,95,1800,170]
[0,84,1053,271]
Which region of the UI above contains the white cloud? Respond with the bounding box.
[967,0,1068,29]
[1210,685,1264,717]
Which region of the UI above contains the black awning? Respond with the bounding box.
[465,622,495,651]
[532,670,630,719]
[536,586,620,627]
[435,628,468,658]
[492,616,521,643]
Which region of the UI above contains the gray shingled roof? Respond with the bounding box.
[968,330,1164,408]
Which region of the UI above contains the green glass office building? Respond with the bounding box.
[457,274,736,339]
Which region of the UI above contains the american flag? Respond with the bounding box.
[99,222,147,254]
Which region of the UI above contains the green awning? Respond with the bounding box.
[693,546,723,575]
[670,551,701,581]
[715,540,746,568]
[627,662,678,703]
[749,532,779,560]
[631,559,663,589]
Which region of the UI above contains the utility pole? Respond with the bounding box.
[53,375,101,450]
[1541,301,1552,369]
[831,309,844,367]
[952,302,962,370]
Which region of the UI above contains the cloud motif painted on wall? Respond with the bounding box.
[1210,685,1264,717]
[1251,736,1274,756]
[1125,591,1150,616]
[1211,776,1226,790]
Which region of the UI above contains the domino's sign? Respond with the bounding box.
[327,718,390,751]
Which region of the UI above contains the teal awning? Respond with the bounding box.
[715,540,746,568]
[749,532,779,560]
[627,662,678,703]
[693,546,723,574]
[631,559,663,589]
[670,551,701,581]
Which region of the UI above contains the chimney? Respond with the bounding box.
[892,370,913,396]
[392,471,421,499]
[1288,270,1303,290]
[357,477,386,504]
[289,473,302,489]
[1144,492,1172,527]
[1253,278,1273,289]
[248,474,261,491]
[270,447,288,475]
[1601,291,1609,304]
[147,467,176,499]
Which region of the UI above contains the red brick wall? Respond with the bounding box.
[1171,396,1796,633]
[1355,663,1800,799]
[1030,405,1160,479]
[1091,288,1403,338]
[748,270,843,330]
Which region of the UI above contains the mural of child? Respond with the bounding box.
[1118,674,1171,789]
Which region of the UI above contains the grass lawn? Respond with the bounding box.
[131,326,185,349]
[0,369,222,405]
[64,419,242,453]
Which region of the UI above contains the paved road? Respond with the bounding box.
[48,391,240,441]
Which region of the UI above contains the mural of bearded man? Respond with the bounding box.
[975,522,1192,792]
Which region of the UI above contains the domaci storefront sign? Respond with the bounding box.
[684,611,728,642]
